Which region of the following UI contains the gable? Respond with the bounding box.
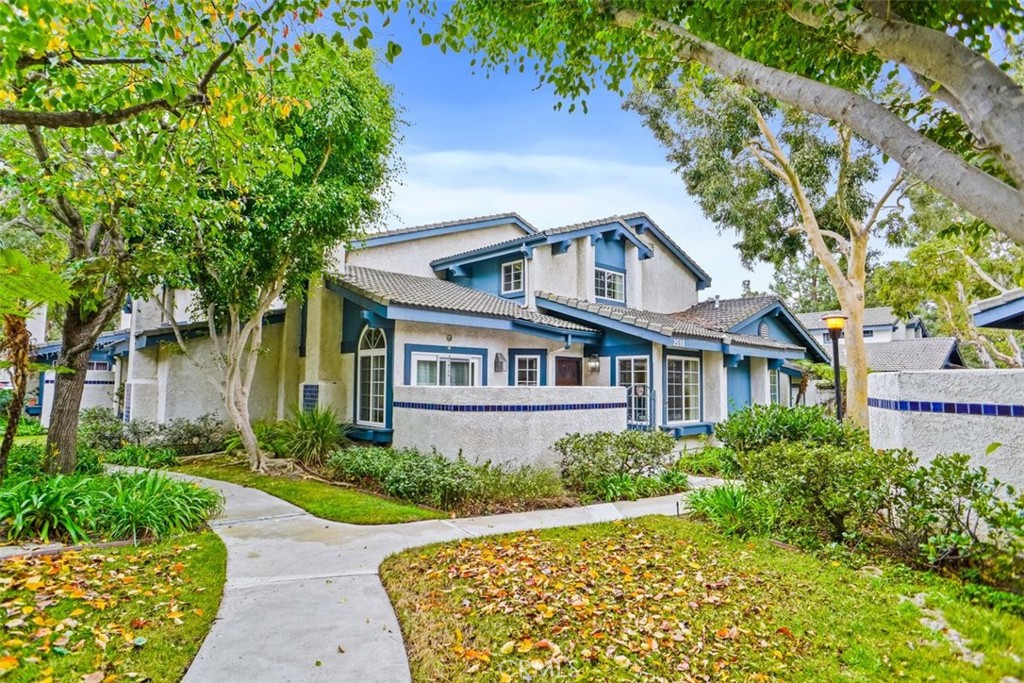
[729,304,830,364]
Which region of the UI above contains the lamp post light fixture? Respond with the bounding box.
[822,313,848,421]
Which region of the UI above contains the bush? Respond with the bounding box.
[15,417,45,436]
[224,419,289,458]
[0,475,94,543]
[554,430,676,491]
[95,472,222,543]
[156,414,226,456]
[78,407,124,451]
[3,443,101,479]
[381,451,475,509]
[278,406,349,465]
[0,471,222,544]
[675,444,740,477]
[688,483,779,538]
[327,445,401,482]
[122,418,159,447]
[104,445,179,469]
[584,470,689,502]
[714,403,867,453]
[739,441,890,543]
[468,462,566,505]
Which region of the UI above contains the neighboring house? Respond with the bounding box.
[29,329,130,423]
[969,288,1024,331]
[35,212,830,464]
[796,306,928,345]
[797,306,962,373]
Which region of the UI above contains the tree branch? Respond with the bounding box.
[957,249,1008,294]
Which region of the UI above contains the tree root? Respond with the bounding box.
[254,457,354,487]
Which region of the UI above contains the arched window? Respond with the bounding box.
[356,327,387,427]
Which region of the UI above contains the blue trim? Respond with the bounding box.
[595,262,626,274]
[622,214,712,290]
[664,423,714,437]
[728,302,829,363]
[507,348,549,386]
[722,341,805,361]
[403,343,488,386]
[430,219,653,271]
[595,296,626,307]
[349,427,394,444]
[973,295,1024,330]
[134,312,285,350]
[356,216,536,249]
[324,278,389,318]
[781,365,803,378]
[393,401,627,413]
[869,397,1024,417]
[662,347,703,428]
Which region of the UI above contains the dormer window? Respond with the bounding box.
[501,260,524,295]
[595,267,625,302]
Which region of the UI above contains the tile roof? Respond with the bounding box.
[834,337,963,371]
[619,211,711,284]
[330,267,596,333]
[362,212,537,239]
[673,295,781,331]
[795,306,904,330]
[535,292,803,351]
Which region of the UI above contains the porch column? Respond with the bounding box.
[750,357,770,404]
[703,350,729,423]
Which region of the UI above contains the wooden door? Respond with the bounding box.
[555,357,582,386]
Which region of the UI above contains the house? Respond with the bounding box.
[797,306,963,372]
[37,212,829,465]
[969,288,1024,331]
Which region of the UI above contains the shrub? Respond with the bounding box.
[714,403,867,453]
[327,445,401,483]
[3,443,101,479]
[554,430,676,491]
[675,444,740,477]
[688,483,779,538]
[104,445,179,469]
[156,414,226,456]
[381,451,475,509]
[78,407,124,451]
[224,419,289,458]
[739,441,890,543]
[278,406,349,465]
[583,470,689,503]
[122,418,159,447]
[95,472,222,542]
[0,475,94,543]
[15,417,45,436]
[468,462,566,505]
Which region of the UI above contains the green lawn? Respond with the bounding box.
[0,531,225,683]
[382,517,1024,683]
[173,456,445,525]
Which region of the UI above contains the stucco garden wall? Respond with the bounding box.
[868,370,1024,488]
[40,368,116,427]
[392,385,627,467]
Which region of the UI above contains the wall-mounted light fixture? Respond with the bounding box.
[585,353,601,373]
[494,352,507,374]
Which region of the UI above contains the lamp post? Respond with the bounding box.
[822,313,848,421]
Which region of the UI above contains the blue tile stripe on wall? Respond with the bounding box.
[44,379,116,385]
[868,397,1024,417]
[393,401,628,413]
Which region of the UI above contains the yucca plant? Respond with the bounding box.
[279,406,349,466]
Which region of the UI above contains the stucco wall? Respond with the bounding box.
[868,370,1024,488]
[637,236,699,313]
[344,223,527,278]
[392,385,627,467]
[40,369,115,427]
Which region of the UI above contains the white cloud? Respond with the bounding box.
[387,148,774,299]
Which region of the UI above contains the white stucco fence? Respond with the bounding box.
[391,385,628,468]
[868,370,1024,488]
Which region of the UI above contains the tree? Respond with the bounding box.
[426,1,1024,245]
[771,253,841,313]
[873,189,1024,368]
[154,43,397,472]
[0,0,335,473]
[0,249,69,482]
[627,79,907,426]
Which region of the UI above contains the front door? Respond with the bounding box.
[726,357,752,415]
[555,357,582,386]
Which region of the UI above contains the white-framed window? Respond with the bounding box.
[666,356,701,422]
[357,328,387,426]
[412,353,480,387]
[514,355,540,386]
[617,356,649,425]
[770,368,781,405]
[501,260,524,295]
[594,267,625,302]
[87,361,110,371]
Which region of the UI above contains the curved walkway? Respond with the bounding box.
[177,472,723,683]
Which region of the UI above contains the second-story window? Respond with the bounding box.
[595,267,625,302]
[501,260,524,295]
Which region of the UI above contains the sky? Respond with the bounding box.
[307,10,777,300]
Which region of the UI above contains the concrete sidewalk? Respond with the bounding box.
[178,473,723,683]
